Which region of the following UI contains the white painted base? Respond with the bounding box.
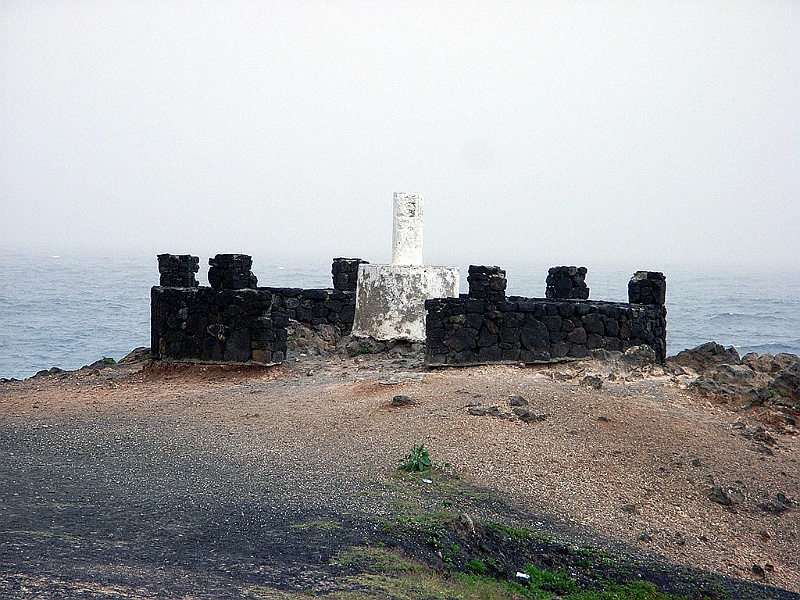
[352,264,459,342]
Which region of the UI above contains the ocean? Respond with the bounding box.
[1,252,798,380]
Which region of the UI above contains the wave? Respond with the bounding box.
[738,341,800,356]
[707,312,797,324]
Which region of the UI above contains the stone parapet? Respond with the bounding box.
[426,296,666,366]
[546,266,589,300]
[628,271,667,305]
[208,254,258,290]
[151,256,371,365]
[426,266,667,366]
[157,254,199,288]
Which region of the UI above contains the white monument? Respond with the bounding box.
[391,192,424,266]
[351,193,459,342]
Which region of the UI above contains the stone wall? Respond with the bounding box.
[151,253,287,365]
[151,286,287,364]
[425,265,667,366]
[262,287,356,335]
[151,254,366,365]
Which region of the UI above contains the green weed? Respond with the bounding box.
[398,444,432,472]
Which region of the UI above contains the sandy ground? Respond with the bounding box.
[1,351,798,596]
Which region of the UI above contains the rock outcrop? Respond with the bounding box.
[670,342,741,373]
[667,342,799,434]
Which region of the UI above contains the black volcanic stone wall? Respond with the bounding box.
[157,254,199,288]
[628,271,666,306]
[264,287,356,334]
[546,266,589,299]
[426,265,667,366]
[151,255,367,365]
[151,286,287,365]
[265,257,365,334]
[332,258,368,292]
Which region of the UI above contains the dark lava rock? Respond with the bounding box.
[709,486,744,506]
[391,395,414,407]
[743,352,800,374]
[691,363,758,399]
[757,492,794,514]
[509,395,528,407]
[581,375,603,390]
[120,347,151,363]
[769,364,800,407]
[519,412,549,424]
[670,342,741,374]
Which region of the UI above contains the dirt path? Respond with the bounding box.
[1,353,798,598]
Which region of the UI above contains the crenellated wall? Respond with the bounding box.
[151,255,366,365]
[151,254,287,365]
[425,265,667,366]
[151,257,668,367]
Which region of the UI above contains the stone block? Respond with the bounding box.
[331,258,368,291]
[353,264,459,341]
[546,266,589,300]
[468,265,507,302]
[628,271,666,305]
[157,254,200,287]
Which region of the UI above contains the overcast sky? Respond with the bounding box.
[1,1,798,268]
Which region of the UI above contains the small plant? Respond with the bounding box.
[466,558,487,575]
[425,530,442,549]
[101,356,116,365]
[523,565,579,596]
[399,443,432,472]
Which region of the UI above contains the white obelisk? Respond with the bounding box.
[351,192,459,342]
[391,192,424,266]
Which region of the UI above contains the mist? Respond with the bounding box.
[2,1,798,269]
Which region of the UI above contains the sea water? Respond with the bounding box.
[1,252,798,380]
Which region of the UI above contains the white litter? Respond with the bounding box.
[516,572,530,580]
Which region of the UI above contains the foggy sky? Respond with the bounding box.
[1,1,798,268]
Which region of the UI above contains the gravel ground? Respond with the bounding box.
[1,351,798,598]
